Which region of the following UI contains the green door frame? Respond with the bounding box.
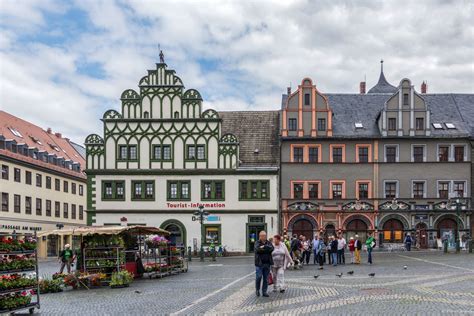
[246,223,267,253]
[160,219,187,248]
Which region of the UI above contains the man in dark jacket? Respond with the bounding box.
[255,231,274,297]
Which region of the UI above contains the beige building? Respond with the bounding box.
[0,110,87,257]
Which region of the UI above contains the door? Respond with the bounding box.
[47,235,58,257]
[248,225,265,252]
[292,219,313,241]
[325,224,336,242]
[438,218,457,248]
[164,224,184,246]
[345,219,368,241]
[416,223,428,249]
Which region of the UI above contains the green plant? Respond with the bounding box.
[39,278,63,294]
[109,270,133,287]
[0,292,32,310]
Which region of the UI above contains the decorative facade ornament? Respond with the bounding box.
[342,200,373,211]
[287,202,318,212]
[380,199,409,211]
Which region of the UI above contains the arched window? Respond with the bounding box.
[383,219,404,242]
[143,111,149,118]
[174,111,179,118]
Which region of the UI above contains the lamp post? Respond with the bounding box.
[448,193,463,253]
[193,205,209,262]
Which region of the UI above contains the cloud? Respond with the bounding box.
[0,0,472,144]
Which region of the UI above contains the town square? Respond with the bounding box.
[1,0,473,315]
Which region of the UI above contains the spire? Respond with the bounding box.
[367,59,397,94]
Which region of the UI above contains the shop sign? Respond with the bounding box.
[206,215,221,222]
[167,202,225,209]
[415,214,428,220]
[415,205,430,211]
[1,224,42,231]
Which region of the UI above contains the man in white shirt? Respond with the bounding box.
[337,235,346,264]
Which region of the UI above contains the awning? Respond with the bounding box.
[37,225,169,237]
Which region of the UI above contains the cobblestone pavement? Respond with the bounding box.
[29,252,474,315]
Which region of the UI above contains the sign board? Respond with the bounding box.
[415,205,430,211]
[167,202,225,209]
[415,214,428,220]
[206,215,221,222]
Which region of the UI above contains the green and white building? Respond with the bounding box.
[85,56,279,253]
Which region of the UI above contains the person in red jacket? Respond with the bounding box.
[348,237,356,264]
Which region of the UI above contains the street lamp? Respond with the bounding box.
[448,193,463,253]
[193,205,209,262]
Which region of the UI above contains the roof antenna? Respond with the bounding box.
[380,59,384,73]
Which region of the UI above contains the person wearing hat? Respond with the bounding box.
[348,236,356,264]
[354,235,362,264]
[58,243,75,274]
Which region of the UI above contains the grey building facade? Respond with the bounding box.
[280,62,473,249]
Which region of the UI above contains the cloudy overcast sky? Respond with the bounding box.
[0,0,473,143]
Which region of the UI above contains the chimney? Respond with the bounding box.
[421,81,427,94]
[46,128,52,134]
[287,87,291,95]
[359,81,366,94]
[55,132,62,138]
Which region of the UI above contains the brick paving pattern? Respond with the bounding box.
[33,252,474,315]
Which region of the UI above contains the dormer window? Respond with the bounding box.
[143,111,149,119]
[174,111,179,118]
[403,93,409,105]
[445,123,456,129]
[432,123,443,129]
[8,127,23,138]
[416,118,424,130]
[388,118,396,131]
[355,122,363,129]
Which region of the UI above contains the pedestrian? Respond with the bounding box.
[58,244,74,274]
[326,236,333,265]
[301,236,311,265]
[290,234,301,267]
[348,237,355,264]
[404,233,412,251]
[312,234,319,265]
[271,235,294,293]
[354,235,362,264]
[366,232,376,265]
[284,235,291,252]
[330,236,338,266]
[337,234,346,265]
[255,231,274,297]
[316,235,326,270]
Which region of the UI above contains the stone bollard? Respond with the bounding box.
[469,240,473,253]
[187,246,192,261]
[443,240,448,253]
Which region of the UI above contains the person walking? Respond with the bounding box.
[271,235,294,293]
[337,235,346,265]
[255,231,274,297]
[301,236,311,265]
[330,236,338,266]
[58,244,74,274]
[290,234,301,267]
[404,233,412,251]
[348,237,355,264]
[326,236,333,265]
[354,235,362,264]
[312,234,320,265]
[316,235,326,270]
[366,232,376,265]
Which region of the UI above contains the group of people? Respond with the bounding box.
[254,231,376,297]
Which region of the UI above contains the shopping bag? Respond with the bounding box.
[268,272,274,285]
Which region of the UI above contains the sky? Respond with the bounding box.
[0,0,473,144]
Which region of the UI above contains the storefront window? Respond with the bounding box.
[204,225,221,244]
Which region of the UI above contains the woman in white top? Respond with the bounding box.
[272,234,294,293]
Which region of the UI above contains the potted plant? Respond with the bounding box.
[109,271,133,288]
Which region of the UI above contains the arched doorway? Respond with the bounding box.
[292,219,314,241]
[415,222,428,249]
[345,219,368,241]
[324,224,336,242]
[160,220,186,247]
[382,219,404,243]
[437,218,457,248]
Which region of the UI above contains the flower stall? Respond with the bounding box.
[144,235,188,279]
[0,232,40,314]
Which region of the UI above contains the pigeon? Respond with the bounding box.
[368,273,375,277]
[403,266,408,270]
[336,273,343,278]
[313,275,320,279]
[347,271,354,275]
[135,290,141,294]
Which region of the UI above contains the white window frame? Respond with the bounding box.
[384,144,399,163]
[436,144,451,162]
[383,180,399,199]
[436,180,451,198]
[452,180,468,198]
[451,144,467,162]
[411,180,427,198]
[411,144,426,162]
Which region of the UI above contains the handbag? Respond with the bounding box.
[268,272,274,285]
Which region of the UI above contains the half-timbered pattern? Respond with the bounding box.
[85,56,279,253]
[281,62,473,249]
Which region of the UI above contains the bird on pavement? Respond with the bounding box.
[403,266,408,270]
[347,271,354,275]
[313,275,320,279]
[135,290,141,294]
[368,273,375,277]
[336,273,343,278]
